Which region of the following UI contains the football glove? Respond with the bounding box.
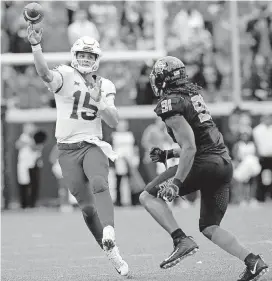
[149,147,167,163]
[159,181,179,202]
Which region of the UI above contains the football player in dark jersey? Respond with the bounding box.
[139,56,269,281]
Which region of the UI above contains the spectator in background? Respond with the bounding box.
[253,114,272,202]
[65,1,79,25]
[232,128,261,206]
[9,16,30,54]
[41,1,70,52]
[9,16,31,73]
[246,55,269,101]
[16,124,47,209]
[100,26,128,50]
[171,2,204,48]
[135,60,154,105]
[224,108,252,159]
[111,120,141,206]
[67,9,100,46]
[120,0,144,48]
[13,66,48,109]
[141,117,172,183]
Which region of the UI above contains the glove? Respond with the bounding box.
[149,147,167,163]
[159,181,179,202]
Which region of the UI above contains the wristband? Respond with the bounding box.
[166,149,174,159]
[172,178,183,189]
[31,41,41,46]
[31,44,42,52]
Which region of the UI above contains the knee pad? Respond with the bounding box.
[82,204,97,218]
[91,175,108,194]
[201,225,218,240]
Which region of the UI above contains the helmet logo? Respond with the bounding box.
[83,46,94,52]
[155,60,167,74]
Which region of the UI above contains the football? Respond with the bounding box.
[23,2,44,24]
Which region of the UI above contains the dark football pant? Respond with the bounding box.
[145,155,233,231]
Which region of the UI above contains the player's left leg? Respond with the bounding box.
[83,144,128,276]
[140,165,199,269]
[200,159,269,281]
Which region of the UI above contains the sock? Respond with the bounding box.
[95,189,114,227]
[83,211,103,249]
[171,228,186,240]
[211,227,251,261]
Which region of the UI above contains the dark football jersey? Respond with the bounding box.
[154,92,230,159]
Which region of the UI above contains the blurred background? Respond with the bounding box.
[1,0,272,211]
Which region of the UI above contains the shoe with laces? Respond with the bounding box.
[237,254,269,281]
[105,245,129,276]
[102,226,129,276]
[160,236,199,269]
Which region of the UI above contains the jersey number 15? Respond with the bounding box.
[70,90,98,120]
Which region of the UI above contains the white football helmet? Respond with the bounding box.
[71,36,102,74]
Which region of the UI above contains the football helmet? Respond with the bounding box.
[71,36,102,74]
[149,56,187,97]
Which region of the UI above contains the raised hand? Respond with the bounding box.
[27,24,43,45]
[90,77,102,102]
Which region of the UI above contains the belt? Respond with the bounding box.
[57,141,91,150]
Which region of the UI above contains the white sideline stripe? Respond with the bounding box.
[2,253,160,263]
[244,240,272,245]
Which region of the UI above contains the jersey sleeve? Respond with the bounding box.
[154,96,186,121]
[101,78,116,107]
[45,65,73,95]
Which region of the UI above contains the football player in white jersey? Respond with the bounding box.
[27,25,129,276]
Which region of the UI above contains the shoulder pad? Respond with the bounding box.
[154,96,185,120]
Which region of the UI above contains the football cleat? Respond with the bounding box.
[237,254,269,281]
[102,225,116,251]
[160,236,199,269]
[105,245,129,276]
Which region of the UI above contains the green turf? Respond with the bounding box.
[2,202,272,281]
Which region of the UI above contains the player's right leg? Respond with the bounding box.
[58,146,104,248]
[139,165,199,269]
[83,144,128,276]
[199,157,269,281]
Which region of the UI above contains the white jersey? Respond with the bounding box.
[46,65,118,161]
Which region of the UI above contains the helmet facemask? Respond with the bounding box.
[71,37,101,74]
[76,52,99,73]
[150,71,166,97]
[149,56,188,98]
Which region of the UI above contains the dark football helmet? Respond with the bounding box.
[149,56,187,97]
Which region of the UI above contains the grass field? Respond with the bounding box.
[2,202,272,281]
